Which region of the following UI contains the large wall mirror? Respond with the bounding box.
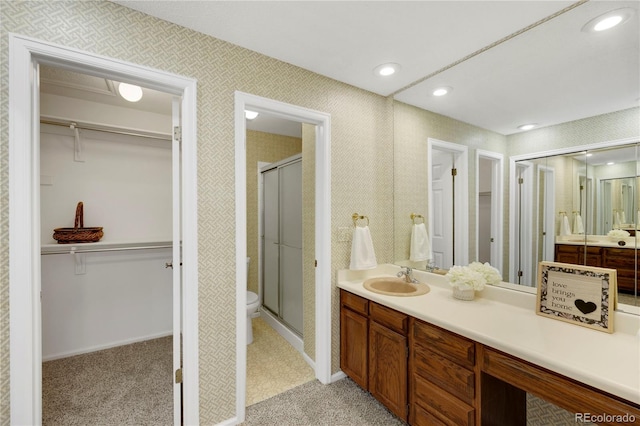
[392,0,639,312]
[509,140,639,308]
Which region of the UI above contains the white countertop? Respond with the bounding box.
[556,234,638,249]
[337,264,640,405]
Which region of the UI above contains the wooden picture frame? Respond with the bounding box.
[536,261,616,333]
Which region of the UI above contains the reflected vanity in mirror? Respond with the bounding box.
[392,0,639,312]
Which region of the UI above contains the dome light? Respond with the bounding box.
[245,110,259,120]
[118,83,143,102]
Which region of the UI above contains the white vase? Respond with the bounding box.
[452,285,475,301]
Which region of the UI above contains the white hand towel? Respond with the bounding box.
[621,210,627,225]
[573,214,584,234]
[410,223,432,262]
[615,211,622,227]
[350,226,377,270]
[559,215,571,236]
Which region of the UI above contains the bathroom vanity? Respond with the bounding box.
[555,236,638,293]
[338,265,640,425]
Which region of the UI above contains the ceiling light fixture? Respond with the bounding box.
[517,123,537,131]
[607,162,615,166]
[245,110,259,120]
[373,63,400,77]
[432,86,452,97]
[582,8,634,33]
[118,82,143,102]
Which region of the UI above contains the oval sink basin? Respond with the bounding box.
[363,277,430,297]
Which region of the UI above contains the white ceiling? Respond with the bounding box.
[89,1,639,136]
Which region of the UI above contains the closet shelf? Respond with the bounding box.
[41,239,173,255]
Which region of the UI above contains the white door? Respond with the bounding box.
[171,97,182,425]
[431,150,454,268]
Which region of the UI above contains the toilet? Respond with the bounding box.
[246,257,260,344]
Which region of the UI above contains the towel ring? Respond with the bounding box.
[352,213,369,227]
[410,213,424,224]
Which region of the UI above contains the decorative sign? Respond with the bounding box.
[536,261,616,333]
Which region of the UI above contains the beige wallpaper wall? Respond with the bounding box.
[0,2,393,424]
[392,101,507,267]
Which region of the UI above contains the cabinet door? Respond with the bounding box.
[340,307,368,389]
[369,321,408,421]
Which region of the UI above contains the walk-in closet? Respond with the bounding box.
[39,65,175,425]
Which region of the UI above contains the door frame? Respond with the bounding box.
[427,138,469,268]
[8,34,199,425]
[475,149,504,272]
[234,91,332,423]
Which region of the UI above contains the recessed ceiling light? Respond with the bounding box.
[373,63,400,77]
[517,123,537,131]
[118,83,143,102]
[432,86,452,97]
[607,161,615,166]
[582,8,635,33]
[245,110,259,120]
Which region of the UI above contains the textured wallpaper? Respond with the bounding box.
[0,1,393,423]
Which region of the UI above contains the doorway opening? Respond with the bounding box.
[9,34,199,425]
[235,91,332,424]
[476,150,504,272]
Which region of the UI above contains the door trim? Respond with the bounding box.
[234,91,332,423]
[8,33,199,425]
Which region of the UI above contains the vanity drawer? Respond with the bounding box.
[412,319,475,368]
[370,302,408,335]
[412,402,449,426]
[413,374,475,426]
[413,344,475,404]
[340,289,368,316]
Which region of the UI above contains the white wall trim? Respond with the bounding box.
[475,149,504,272]
[427,138,469,266]
[8,33,199,425]
[234,91,332,424]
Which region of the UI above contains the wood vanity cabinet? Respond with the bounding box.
[555,244,636,292]
[340,290,369,389]
[409,318,476,426]
[339,289,408,421]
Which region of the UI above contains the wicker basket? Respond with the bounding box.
[53,202,103,244]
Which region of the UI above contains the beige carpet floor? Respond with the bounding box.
[42,336,173,426]
[246,317,316,406]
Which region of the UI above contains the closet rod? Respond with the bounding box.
[41,244,172,255]
[40,118,172,141]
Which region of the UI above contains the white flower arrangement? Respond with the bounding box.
[445,262,502,291]
[608,229,630,239]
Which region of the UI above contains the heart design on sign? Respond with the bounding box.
[574,299,597,315]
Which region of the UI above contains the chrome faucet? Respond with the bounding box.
[397,267,418,283]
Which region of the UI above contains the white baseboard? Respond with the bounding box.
[259,307,304,354]
[330,371,347,383]
[42,330,173,361]
[216,416,240,426]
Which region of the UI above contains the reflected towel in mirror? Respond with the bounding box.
[350,226,377,270]
[560,215,571,236]
[410,223,432,262]
[573,214,584,234]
